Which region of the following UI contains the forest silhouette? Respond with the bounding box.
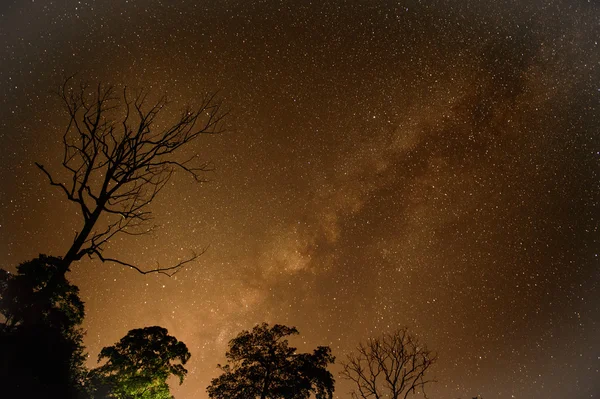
[0,261,436,398]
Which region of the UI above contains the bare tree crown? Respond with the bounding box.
[341,328,437,399]
[37,77,226,276]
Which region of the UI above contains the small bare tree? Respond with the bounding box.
[341,328,437,399]
[36,77,226,277]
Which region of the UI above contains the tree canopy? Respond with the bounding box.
[91,326,191,399]
[0,255,87,398]
[0,254,84,331]
[207,323,335,399]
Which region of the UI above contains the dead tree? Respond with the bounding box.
[36,77,226,276]
[341,328,437,399]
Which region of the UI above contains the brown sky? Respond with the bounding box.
[1,1,599,398]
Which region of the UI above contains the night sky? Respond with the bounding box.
[1,0,599,398]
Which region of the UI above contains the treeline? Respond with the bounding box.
[1,79,439,398]
[0,256,437,399]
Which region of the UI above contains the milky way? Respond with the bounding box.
[1,1,598,398]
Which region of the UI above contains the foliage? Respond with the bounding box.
[0,254,84,330]
[0,255,88,398]
[341,328,437,399]
[91,326,191,399]
[207,323,335,399]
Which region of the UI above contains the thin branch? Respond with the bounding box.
[90,247,207,276]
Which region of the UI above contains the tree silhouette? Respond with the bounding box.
[0,255,88,398]
[0,254,84,330]
[90,326,190,399]
[36,76,225,277]
[341,328,437,399]
[207,323,335,399]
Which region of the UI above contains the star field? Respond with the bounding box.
[1,0,599,398]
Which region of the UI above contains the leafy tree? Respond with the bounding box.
[0,255,88,398]
[341,328,437,399]
[91,326,191,399]
[0,254,84,330]
[207,323,335,399]
[36,77,225,277]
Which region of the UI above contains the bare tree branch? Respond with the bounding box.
[36,76,226,276]
[90,247,207,277]
[341,328,437,399]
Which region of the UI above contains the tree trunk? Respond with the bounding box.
[260,369,271,399]
[60,204,105,275]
